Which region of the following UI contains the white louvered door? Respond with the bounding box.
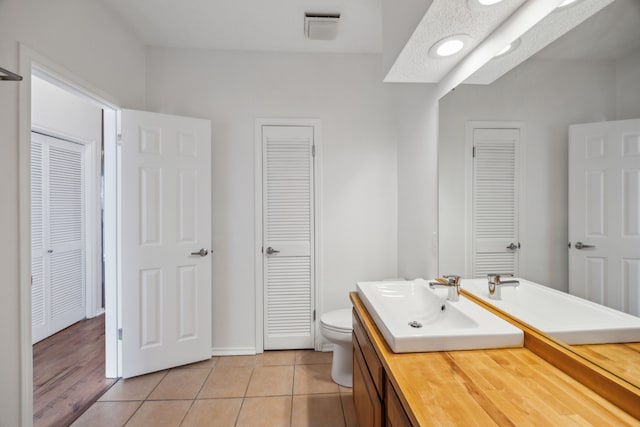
[262,125,315,349]
[31,132,86,344]
[472,128,521,278]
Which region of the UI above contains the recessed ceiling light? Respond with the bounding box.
[494,38,521,58]
[429,35,471,58]
[557,0,581,8]
[468,0,504,10]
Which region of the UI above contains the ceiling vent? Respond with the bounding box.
[304,13,340,41]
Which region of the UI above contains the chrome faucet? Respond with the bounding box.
[487,273,519,300]
[429,275,461,302]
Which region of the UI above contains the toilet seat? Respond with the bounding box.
[320,308,352,333]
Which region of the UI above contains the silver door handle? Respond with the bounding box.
[266,246,280,255]
[190,248,209,257]
[574,242,595,250]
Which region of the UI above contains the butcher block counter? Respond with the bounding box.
[349,292,638,426]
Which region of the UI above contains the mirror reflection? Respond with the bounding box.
[438,0,640,388]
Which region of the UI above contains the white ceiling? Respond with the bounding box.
[100,0,634,84]
[100,0,382,53]
[466,0,614,85]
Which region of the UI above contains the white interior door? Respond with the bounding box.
[31,132,86,343]
[472,128,521,278]
[569,119,640,315]
[121,110,211,378]
[262,125,315,350]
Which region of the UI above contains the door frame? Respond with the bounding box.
[18,45,120,425]
[464,121,527,278]
[254,118,323,352]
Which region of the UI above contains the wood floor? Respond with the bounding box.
[33,314,116,427]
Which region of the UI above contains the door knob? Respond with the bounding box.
[265,246,280,255]
[190,248,209,256]
[574,242,595,250]
[506,243,520,250]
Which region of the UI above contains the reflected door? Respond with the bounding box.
[121,110,212,377]
[472,128,521,278]
[569,119,640,315]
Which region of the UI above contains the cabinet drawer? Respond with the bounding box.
[352,308,384,398]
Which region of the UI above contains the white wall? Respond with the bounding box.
[615,47,640,120]
[145,48,398,353]
[0,0,146,424]
[392,84,440,280]
[439,59,616,290]
[31,76,102,143]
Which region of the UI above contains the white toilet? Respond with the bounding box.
[320,308,353,387]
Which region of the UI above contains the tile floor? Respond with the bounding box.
[72,350,358,427]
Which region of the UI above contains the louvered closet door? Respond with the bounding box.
[31,132,86,344]
[472,128,520,278]
[263,125,315,349]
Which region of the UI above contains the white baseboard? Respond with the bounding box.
[211,347,257,356]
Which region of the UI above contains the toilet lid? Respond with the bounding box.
[320,308,352,332]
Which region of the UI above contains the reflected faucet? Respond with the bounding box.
[487,273,519,300]
[429,275,461,302]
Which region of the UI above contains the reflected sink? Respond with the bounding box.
[356,279,523,353]
[463,278,640,345]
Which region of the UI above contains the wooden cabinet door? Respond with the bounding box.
[353,333,383,427]
[386,379,413,427]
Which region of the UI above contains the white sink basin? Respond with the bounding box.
[356,279,523,353]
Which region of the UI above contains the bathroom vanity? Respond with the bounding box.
[350,292,639,426]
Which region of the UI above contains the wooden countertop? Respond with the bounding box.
[350,292,639,426]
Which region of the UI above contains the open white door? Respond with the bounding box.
[121,110,211,378]
[569,119,640,315]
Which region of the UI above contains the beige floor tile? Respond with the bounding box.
[178,356,219,369]
[256,350,296,366]
[246,365,294,397]
[215,355,257,368]
[198,365,253,398]
[236,396,292,427]
[341,393,359,427]
[292,394,346,427]
[294,364,340,395]
[71,401,141,427]
[99,371,168,401]
[181,398,243,427]
[125,400,191,427]
[295,350,333,365]
[147,368,210,400]
[339,385,353,394]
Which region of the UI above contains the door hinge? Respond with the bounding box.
[472,146,476,157]
[311,145,316,158]
[118,328,123,340]
[313,309,316,321]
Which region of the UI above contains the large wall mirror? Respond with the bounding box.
[438,0,640,389]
